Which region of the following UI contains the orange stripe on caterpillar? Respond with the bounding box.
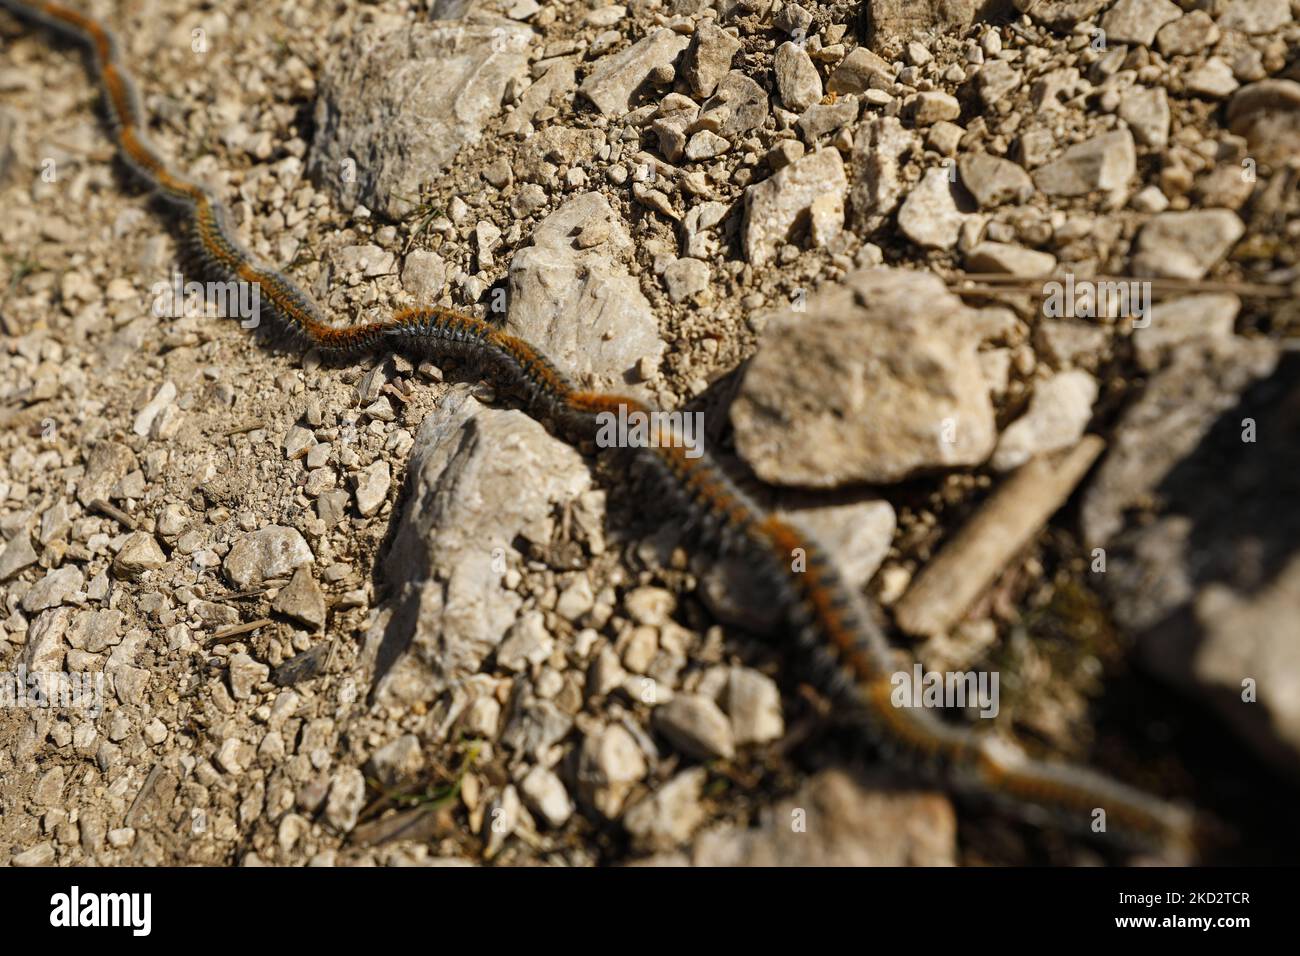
[33,2,113,62]
[567,391,650,417]
[864,678,974,762]
[99,63,134,121]
[649,440,755,530]
[313,322,385,351]
[154,169,204,203]
[755,517,860,658]
[974,740,1195,845]
[116,127,165,175]
[489,332,574,401]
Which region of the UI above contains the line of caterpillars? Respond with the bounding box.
[0,0,1199,856]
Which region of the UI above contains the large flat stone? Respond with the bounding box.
[366,387,594,706]
[507,192,665,389]
[310,20,533,219]
[742,148,847,266]
[731,268,997,487]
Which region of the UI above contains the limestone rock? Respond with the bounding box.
[1099,0,1181,47]
[1032,129,1136,196]
[897,167,976,250]
[366,386,593,705]
[228,653,270,701]
[580,29,691,117]
[773,41,822,113]
[682,21,742,98]
[310,20,532,219]
[324,767,366,832]
[1012,0,1110,31]
[112,532,167,579]
[623,768,707,851]
[827,47,893,95]
[1227,80,1300,166]
[965,241,1057,277]
[991,370,1098,471]
[1131,210,1244,280]
[1118,86,1170,148]
[866,0,983,45]
[1167,553,1300,776]
[732,269,997,486]
[1218,0,1292,35]
[519,766,575,828]
[508,192,665,389]
[796,96,858,142]
[725,667,784,745]
[504,56,579,136]
[0,532,38,581]
[23,608,70,673]
[850,117,920,232]
[662,257,710,303]
[697,71,770,138]
[654,694,735,760]
[1185,58,1240,99]
[959,152,1035,208]
[1133,294,1241,372]
[692,769,956,865]
[22,566,84,613]
[223,526,313,589]
[366,735,424,788]
[742,148,847,266]
[905,91,960,126]
[353,460,391,518]
[577,722,648,818]
[400,250,448,300]
[1156,11,1219,57]
[273,566,328,630]
[77,442,138,506]
[977,60,1023,106]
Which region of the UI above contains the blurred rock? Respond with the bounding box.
[1098,353,1300,778]
[623,768,707,851]
[732,268,996,486]
[1032,129,1135,196]
[692,770,956,865]
[991,370,1098,472]
[1131,210,1245,280]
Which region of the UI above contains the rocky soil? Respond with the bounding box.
[0,0,1298,866]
